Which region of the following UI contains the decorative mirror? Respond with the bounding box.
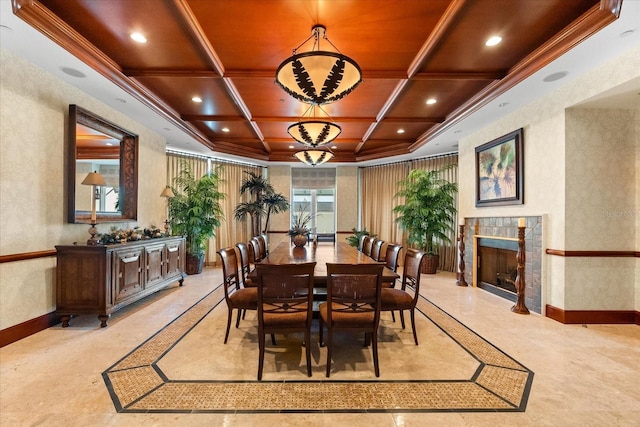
[67,105,138,223]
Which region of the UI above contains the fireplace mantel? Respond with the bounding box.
[462,216,542,314]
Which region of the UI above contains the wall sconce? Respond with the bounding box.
[81,171,106,245]
[160,186,175,234]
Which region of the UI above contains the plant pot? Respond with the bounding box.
[421,254,439,274]
[293,234,308,248]
[186,253,205,275]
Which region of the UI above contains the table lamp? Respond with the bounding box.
[81,171,106,245]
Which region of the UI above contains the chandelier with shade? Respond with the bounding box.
[277,24,360,166]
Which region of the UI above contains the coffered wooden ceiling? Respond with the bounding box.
[13,0,621,163]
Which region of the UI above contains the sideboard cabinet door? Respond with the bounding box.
[113,246,145,305]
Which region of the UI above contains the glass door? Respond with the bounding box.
[292,188,335,241]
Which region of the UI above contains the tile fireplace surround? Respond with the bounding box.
[462,216,542,314]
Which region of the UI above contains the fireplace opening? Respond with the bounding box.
[477,238,518,302]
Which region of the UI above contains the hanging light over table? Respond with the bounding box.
[288,104,341,147]
[294,148,334,167]
[276,25,362,105]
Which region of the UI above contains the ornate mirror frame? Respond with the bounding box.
[67,105,138,223]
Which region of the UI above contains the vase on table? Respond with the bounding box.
[293,234,308,247]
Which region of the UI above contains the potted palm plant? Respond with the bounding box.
[234,170,289,237]
[393,167,458,274]
[168,161,225,275]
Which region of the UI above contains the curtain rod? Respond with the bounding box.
[166,149,263,168]
[360,151,458,169]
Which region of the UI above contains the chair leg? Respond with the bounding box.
[399,310,406,329]
[319,318,324,347]
[372,329,380,377]
[258,332,265,380]
[242,309,246,320]
[325,331,333,377]
[224,307,233,344]
[410,309,418,345]
[235,309,242,328]
[305,329,312,377]
[391,311,396,322]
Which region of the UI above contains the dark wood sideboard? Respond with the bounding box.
[55,236,186,327]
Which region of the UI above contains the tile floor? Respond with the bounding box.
[1,266,639,426]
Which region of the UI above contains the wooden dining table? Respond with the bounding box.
[252,241,399,286]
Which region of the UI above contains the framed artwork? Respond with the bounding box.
[475,128,524,207]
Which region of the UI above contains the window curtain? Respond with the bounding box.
[360,162,410,252]
[211,160,262,265]
[166,152,263,267]
[360,154,459,272]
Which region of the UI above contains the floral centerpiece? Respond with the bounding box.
[287,206,313,247]
[98,225,166,245]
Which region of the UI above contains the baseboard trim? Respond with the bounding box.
[0,312,60,348]
[545,305,639,325]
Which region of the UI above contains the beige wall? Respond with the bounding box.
[0,48,167,329]
[459,45,640,312]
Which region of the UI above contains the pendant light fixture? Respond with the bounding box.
[287,104,341,147]
[294,148,334,167]
[276,25,362,105]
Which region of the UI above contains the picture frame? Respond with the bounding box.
[475,128,524,207]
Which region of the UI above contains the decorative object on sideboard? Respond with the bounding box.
[81,171,106,245]
[512,218,530,315]
[160,186,175,234]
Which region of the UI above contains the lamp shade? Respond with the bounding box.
[275,25,362,105]
[81,171,106,186]
[160,186,175,198]
[288,120,341,147]
[294,149,334,166]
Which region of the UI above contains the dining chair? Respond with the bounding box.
[258,233,269,256]
[384,244,402,278]
[249,237,263,263]
[380,248,426,345]
[319,263,384,377]
[371,239,385,262]
[217,247,258,344]
[254,262,316,380]
[235,242,255,288]
[358,234,367,251]
[362,236,374,257]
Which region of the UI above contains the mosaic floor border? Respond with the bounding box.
[102,284,534,413]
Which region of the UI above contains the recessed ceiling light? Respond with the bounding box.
[331,145,337,149]
[289,145,295,149]
[485,36,502,46]
[61,67,86,78]
[426,98,437,105]
[130,32,147,43]
[221,127,230,133]
[106,142,113,146]
[192,96,202,103]
[543,71,568,82]
[397,129,405,134]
